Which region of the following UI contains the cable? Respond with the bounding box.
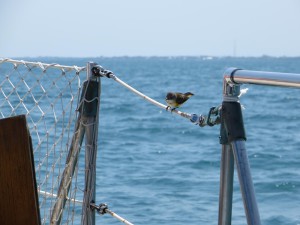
[92,66,201,122]
[90,203,134,225]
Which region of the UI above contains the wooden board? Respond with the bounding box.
[0,115,41,225]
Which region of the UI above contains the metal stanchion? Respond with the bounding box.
[231,140,261,225]
[218,144,234,225]
[218,77,261,225]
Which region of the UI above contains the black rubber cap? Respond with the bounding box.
[221,101,246,143]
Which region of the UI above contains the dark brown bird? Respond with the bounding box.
[165,92,194,111]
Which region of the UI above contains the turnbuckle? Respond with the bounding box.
[190,106,221,127]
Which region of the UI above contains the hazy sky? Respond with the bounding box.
[1,0,300,57]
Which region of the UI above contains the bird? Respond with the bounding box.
[165,92,194,111]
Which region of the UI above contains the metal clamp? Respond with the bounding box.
[190,106,221,127]
[92,66,113,78]
[90,202,108,215]
[206,106,221,126]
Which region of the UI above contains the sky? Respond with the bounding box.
[1,0,300,58]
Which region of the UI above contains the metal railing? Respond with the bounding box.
[218,68,300,225]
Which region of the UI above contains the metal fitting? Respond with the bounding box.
[90,202,108,215]
[91,65,114,78]
[223,68,242,102]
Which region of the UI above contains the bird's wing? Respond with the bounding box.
[176,94,189,104]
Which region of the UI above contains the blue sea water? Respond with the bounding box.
[7,56,300,224]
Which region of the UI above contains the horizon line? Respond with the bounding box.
[2,54,300,59]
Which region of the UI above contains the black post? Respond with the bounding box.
[221,101,261,225]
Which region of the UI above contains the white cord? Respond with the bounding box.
[108,73,193,120]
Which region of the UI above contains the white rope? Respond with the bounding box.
[0,58,86,72]
[39,190,135,225]
[105,208,134,225]
[38,190,83,205]
[90,203,135,225]
[108,73,193,120]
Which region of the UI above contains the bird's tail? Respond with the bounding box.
[184,92,194,97]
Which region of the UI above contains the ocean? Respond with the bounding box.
[3,56,300,225]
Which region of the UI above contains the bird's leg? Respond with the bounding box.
[166,106,171,111]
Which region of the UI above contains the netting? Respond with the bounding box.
[0,58,86,225]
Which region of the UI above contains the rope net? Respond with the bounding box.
[0,58,206,225]
[0,58,86,225]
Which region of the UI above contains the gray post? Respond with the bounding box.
[81,62,101,225]
[218,80,261,225]
[231,140,261,225]
[218,144,234,225]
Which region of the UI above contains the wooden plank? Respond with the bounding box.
[0,115,41,225]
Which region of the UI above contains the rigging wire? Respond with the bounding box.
[92,66,207,126]
[38,191,134,225]
[110,72,193,119]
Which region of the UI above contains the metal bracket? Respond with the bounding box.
[92,65,113,78]
[90,203,108,215]
[206,106,221,126]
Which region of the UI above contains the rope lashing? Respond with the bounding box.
[90,203,135,225]
[38,190,83,205]
[91,65,209,126]
[0,58,86,73]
